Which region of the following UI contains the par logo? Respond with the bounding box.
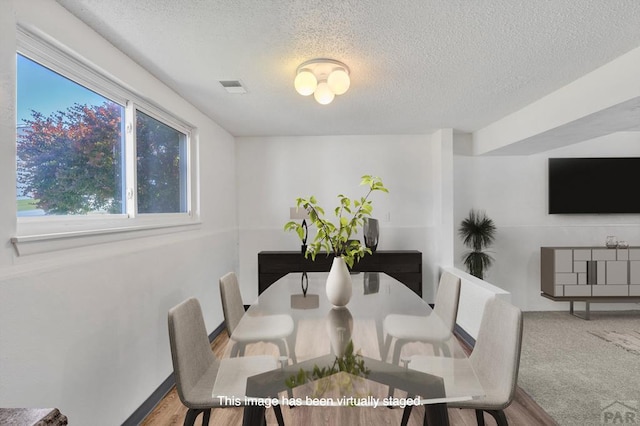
[601,400,637,424]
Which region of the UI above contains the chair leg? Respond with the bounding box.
[184,408,205,426]
[392,339,406,365]
[243,405,266,426]
[424,404,449,426]
[276,340,288,359]
[202,409,211,426]
[286,334,297,363]
[400,405,412,426]
[432,344,440,356]
[440,342,451,357]
[274,405,285,426]
[383,334,393,361]
[486,410,508,426]
[475,409,485,426]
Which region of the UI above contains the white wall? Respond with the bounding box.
[236,134,445,302]
[454,131,640,311]
[0,1,237,424]
[432,129,455,267]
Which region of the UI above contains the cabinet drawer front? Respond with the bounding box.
[301,257,333,271]
[606,261,628,285]
[597,261,606,284]
[617,249,629,261]
[564,285,592,297]
[592,286,629,297]
[353,253,421,273]
[630,261,640,285]
[258,253,302,272]
[574,261,587,273]
[630,285,640,296]
[592,249,616,261]
[574,249,592,261]
[555,273,577,285]
[554,250,573,272]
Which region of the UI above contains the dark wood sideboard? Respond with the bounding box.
[258,250,422,297]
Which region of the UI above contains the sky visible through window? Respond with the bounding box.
[17,54,106,125]
[17,54,123,216]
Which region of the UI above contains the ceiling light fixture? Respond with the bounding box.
[294,58,350,105]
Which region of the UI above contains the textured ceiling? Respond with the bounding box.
[56,0,640,137]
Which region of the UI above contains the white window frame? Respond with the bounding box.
[12,27,199,256]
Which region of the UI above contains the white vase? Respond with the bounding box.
[326,257,352,307]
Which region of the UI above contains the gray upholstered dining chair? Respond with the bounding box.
[404,297,524,426]
[219,272,296,362]
[383,271,461,363]
[168,297,284,426]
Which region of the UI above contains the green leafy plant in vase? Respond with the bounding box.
[284,175,388,306]
[458,209,496,280]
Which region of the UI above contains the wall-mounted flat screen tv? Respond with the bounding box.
[548,157,640,214]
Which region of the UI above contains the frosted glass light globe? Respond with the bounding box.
[327,68,350,95]
[313,81,335,105]
[294,70,317,96]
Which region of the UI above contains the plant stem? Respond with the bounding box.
[306,203,338,255]
[347,187,374,232]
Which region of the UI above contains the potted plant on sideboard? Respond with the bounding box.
[284,175,388,306]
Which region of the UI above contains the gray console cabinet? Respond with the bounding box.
[541,246,640,318]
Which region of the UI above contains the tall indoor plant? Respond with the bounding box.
[284,175,388,306]
[458,209,496,280]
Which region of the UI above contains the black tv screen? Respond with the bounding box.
[548,157,640,214]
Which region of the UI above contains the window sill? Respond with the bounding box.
[11,219,201,256]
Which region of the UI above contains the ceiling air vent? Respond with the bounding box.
[219,80,247,94]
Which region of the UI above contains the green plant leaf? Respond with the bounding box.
[297,369,307,384]
[458,209,496,278]
[343,255,354,268]
[458,209,496,251]
[284,175,388,258]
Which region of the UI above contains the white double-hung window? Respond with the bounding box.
[13,29,197,254]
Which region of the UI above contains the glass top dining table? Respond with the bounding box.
[214,271,484,426]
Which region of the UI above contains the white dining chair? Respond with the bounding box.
[404,297,524,426]
[168,297,284,426]
[383,271,461,364]
[219,272,296,362]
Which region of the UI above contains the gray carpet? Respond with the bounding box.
[519,310,640,426]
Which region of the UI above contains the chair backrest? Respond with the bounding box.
[433,271,461,332]
[168,297,217,404]
[219,272,245,336]
[470,297,523,406]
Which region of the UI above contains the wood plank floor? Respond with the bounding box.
[143,331,557,426]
